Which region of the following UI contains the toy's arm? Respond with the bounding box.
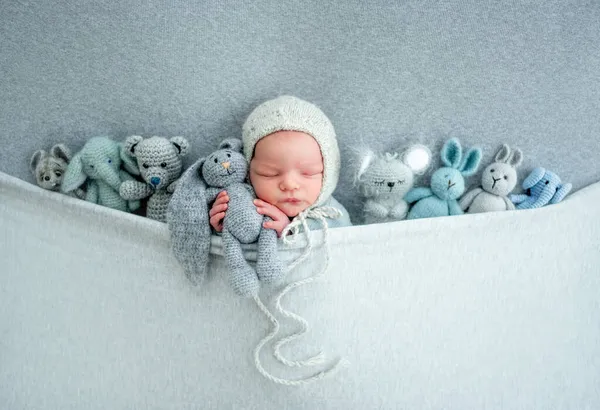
[120,180,153,200]
[404,187,432,204]
[389,200,408,220]
[458,188,483,211]
[166,179,180,194]
[510,193,529,205]
[502,197,516,211]
[119,170,136,182]
[86,182,99,203]
[448,200,463,216]
[549,183,572,204]
[364,199,389,219]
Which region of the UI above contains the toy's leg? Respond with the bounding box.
[256,217,284,285]
[222,229,259,297]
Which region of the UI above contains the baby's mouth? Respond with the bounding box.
[282,198,301,204]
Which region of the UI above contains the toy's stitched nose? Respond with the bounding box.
[221,162,231,169]
[387,182,395,187]
[150,177,161,186]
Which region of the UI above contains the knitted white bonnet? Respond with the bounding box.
[241,96,340,207]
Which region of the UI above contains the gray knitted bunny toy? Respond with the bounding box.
[356,145,431,224]
[168,138,283,297]
[120,136,189,222]
[459,144,523,213]
[30,144,85,199]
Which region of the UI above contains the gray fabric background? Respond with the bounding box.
[2,0,599,221]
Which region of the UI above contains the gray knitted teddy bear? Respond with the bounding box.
[356,145,431,224]
[459,144,523,213]
[168,138,283,297]
[119,136,189,222]
[30,144,85,199]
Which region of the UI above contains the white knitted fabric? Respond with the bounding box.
[241,96,340,207]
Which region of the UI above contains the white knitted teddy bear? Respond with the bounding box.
[120,136,189,222]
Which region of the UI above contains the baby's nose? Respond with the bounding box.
[221,162,231,169]
[387,181,395,188]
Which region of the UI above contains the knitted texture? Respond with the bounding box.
[241,96,339,208]
[203,139,283,297]
[30,143,85,199]
[356,146,431,224]
[406,138,482,220]
[119,136,189,223]
[167,156,211,286]
[61,136,141,212]
[460,144,523,213]
[510,167,572,209]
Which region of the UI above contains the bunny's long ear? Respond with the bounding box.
[403,144,431,175]
[61,153,87,193]
[30,150,47,174]
[459,147,482,177]
[494,144,511,163]
[218,138,243,152]
[196,157,207,179]
[507,148,523,168]
[50,144,72,163]
[441,138,462,168]
[522,167,546,189]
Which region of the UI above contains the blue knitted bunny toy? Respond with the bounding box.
[510,167,572,209]
[405,138,482,219]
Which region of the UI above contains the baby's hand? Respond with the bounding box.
[254,199,290,237]
[209,191,229,232]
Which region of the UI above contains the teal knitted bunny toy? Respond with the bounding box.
[120,136,190,222]
[405,138,482,219]
[61,136,141,212]
[168,138,284,297]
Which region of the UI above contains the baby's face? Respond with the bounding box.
[250,130,323,217]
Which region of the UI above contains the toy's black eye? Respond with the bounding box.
[398,180,405,184]
[161,162,167,168]
[89,165,94,169]
[55,171,62,177]
[44,175,50,181]
[142,163,149,169]
[107,159,112,164]
[213,158,218,163]
[490,169,495,173]
[503,175,508,180]
[545,180,549,185]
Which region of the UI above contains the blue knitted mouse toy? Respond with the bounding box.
[405,137,482,219]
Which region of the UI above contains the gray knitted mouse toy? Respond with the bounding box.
[120,136,189,222]
[168,138,283,297]
[30,144,85,199]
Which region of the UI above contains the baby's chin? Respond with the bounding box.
[278,201,310,218]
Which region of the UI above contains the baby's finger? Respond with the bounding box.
[209,203,228,217]
[214,195,229,205]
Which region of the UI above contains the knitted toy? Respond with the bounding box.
[30,143,85,199]
[405,138,482,219]
[61,136,141,212]
[510,167,572,209]
[356,145,431,224]
[119,136,189,222]
[459,144,523,213]
[168,138,283,297]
